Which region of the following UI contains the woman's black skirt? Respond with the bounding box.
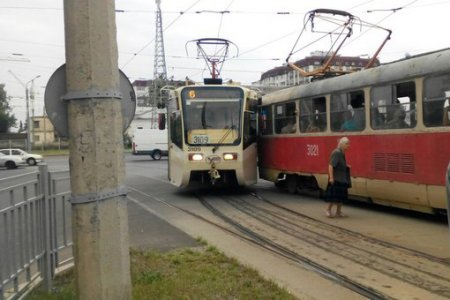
[325,181,348,203]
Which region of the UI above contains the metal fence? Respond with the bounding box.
[0,165,72,300]
[0,139,69,152]
[0,140,26,150]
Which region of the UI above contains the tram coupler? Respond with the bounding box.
[208,167,221,184]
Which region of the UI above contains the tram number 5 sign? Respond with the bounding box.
[306,144,319,157]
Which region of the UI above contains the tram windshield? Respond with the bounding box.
[181,87,243,145]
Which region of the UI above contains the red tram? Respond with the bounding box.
[258,48,450,214]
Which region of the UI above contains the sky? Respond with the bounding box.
[1,0,450,128]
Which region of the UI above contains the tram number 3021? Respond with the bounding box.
[306,144,319,157]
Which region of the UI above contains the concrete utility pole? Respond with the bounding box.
[63,0,131,299]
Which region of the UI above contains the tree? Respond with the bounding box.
[0,84,17,133]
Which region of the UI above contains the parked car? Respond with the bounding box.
[0,149,44,166]
[0,152,24,169]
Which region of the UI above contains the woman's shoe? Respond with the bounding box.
[325,210,333,218]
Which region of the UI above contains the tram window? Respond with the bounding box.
[370,81,416,130]
[170,111,183,148]
[202,104,239,130]
[300,97,326,133]
[259,106,273,135]
[275,102,296,134]
[423,74,450,127]
[243,111,257,148]
[330,90,365,132]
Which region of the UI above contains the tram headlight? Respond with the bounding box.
[223,153,237,160]
[189,153,204,161]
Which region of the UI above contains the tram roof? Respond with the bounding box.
[262,47,450,104]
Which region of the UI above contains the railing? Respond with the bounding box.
[0,140,26,149]
[0,165,72,300]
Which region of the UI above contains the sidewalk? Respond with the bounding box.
[127,200,199,252]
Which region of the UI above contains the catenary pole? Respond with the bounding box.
[63,0,132,299]
[7,70,39,151]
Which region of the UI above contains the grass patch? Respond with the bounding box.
[26,245,294,299]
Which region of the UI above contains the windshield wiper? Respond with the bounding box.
[212,125,235,153]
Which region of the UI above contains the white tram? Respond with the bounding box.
[165,81,259,187]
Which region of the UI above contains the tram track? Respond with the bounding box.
[127,185,450,299]
[251,192,450,266]
[196,192,389,300]
[236,195,450,282]
[198,191,450,299]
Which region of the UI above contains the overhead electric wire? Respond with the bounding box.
[5,1,450,14]
[216,0,234,39]
[3,0,449,86]
[343,0,420,50]
[348,0,376,10]
[230,29,299,60]
[366,0,420,13]
[0,6,62,10]
[120,0,202,69]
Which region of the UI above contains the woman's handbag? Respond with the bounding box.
[346,166,352,188]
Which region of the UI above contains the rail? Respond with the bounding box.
[0,165,72,300]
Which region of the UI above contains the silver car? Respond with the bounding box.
[0,152,24,169]
[0,148,44,166]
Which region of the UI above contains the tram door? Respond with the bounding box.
[242,102,258,185]
[167,109,185,185]
[166,91,185,186]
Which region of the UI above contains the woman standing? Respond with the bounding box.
[325,137,351,218]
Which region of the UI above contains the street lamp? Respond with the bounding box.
[8,70,40,151]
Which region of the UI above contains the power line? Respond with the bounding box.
[348,0,376,10]
[366,0,420,13]
[0,6,62,10]
[4,1,449,14]
[232,29,299,59]
[0,6,304,15]
[216,0,234,38]
[0,38,63,48]
[334,0,421,57]
[120,0,202,69]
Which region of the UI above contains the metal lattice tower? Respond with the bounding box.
[153,0,167,80]
[148,0,168,127]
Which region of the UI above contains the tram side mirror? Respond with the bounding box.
[158,113,166,130]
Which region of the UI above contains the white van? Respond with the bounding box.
[131,128,168,160]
